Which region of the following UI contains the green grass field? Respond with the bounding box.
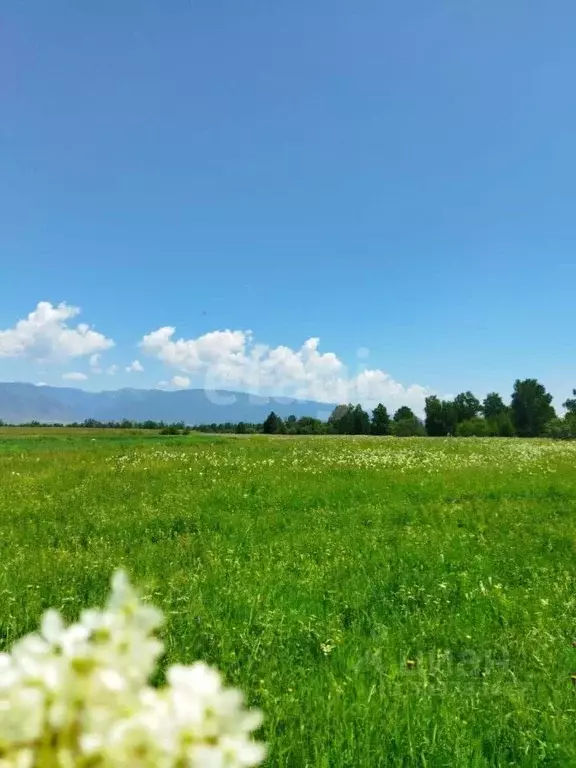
[1,431,576,766]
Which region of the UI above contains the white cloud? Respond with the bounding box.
[89,354,102,374]
[0,302,114,361]
[62,372,88,382]
[106,364,118,376]
[155,377,190,390]
[126,359,144,373]
[171,375,190,389]
[140,326,429,410]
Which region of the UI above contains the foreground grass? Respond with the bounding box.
[1,434,576,766]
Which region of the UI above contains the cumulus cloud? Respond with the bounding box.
[62,372,88,382]
[126,359,144,373]
[106,364,118,376]
[89,354,102,374]
[0,302,114,361]
[154,376,189,390]
[140,326,429,410]
[171,375,190,389]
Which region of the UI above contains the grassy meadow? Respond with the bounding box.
[1,430,576,766]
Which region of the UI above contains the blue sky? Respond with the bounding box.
[1,1,575,412]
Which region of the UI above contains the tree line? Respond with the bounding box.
[252,379,576,438]
[423,380,575,438]
[1,380,574,438]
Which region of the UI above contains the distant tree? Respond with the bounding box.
[493,411,515,437]
[393,406,417,422]
[236,422,248,434]
[352,404,371,435]
[328,404,355,434]
[327,403,371,434]
[425,396,459,436]
[481,392,514,436]
[563,390,576,414]
[511,379,555,437]
[559,391,576,438]
[424,396,455,436]
[371,403,391,435]
[283,415,298,435]
[329,404,349,428]
[544,417,574,440]
[295,416,326,435]
[391,415,426,437]
[482,392,506,420]
[424,396,443,436]
[262,411,283,434]
[453,391,481,423]
[444,400,459,435]
[160,424,180,435]
[328,404,349,422]
[457,417,490,437]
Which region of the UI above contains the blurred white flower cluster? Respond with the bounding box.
[0,571,265,767]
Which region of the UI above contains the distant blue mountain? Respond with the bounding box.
[0,382,333,424]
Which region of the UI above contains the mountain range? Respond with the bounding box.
[0,382,333,425]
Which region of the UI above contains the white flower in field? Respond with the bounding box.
[0,658,44,745]
[0,748,35,768]
[0,571,265,768]
[167,663,263,737]
[141,664,266,767]
[82,688,172,767]
[10,634,65,695]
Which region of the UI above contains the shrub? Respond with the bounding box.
[457,417,490,437]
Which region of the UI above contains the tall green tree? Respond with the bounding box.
[510,379,555,437]
[453,391,481,423]
[262,411,283,434]
[371,403,391,435]
[425,397,458,436]
[482,393,505,420]
[393,406,417,422]
[562,389,576,438]
[391,406,425,436]
[329,404,349,425]
[425,396,445,436]
[328,404,355,434]
[442,400,458,435]
[352,404,371,434]
[284,415,298,435]
[482,392,514,436]
[563,390,576,414]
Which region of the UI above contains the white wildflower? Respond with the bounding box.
[0,571,265,767]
